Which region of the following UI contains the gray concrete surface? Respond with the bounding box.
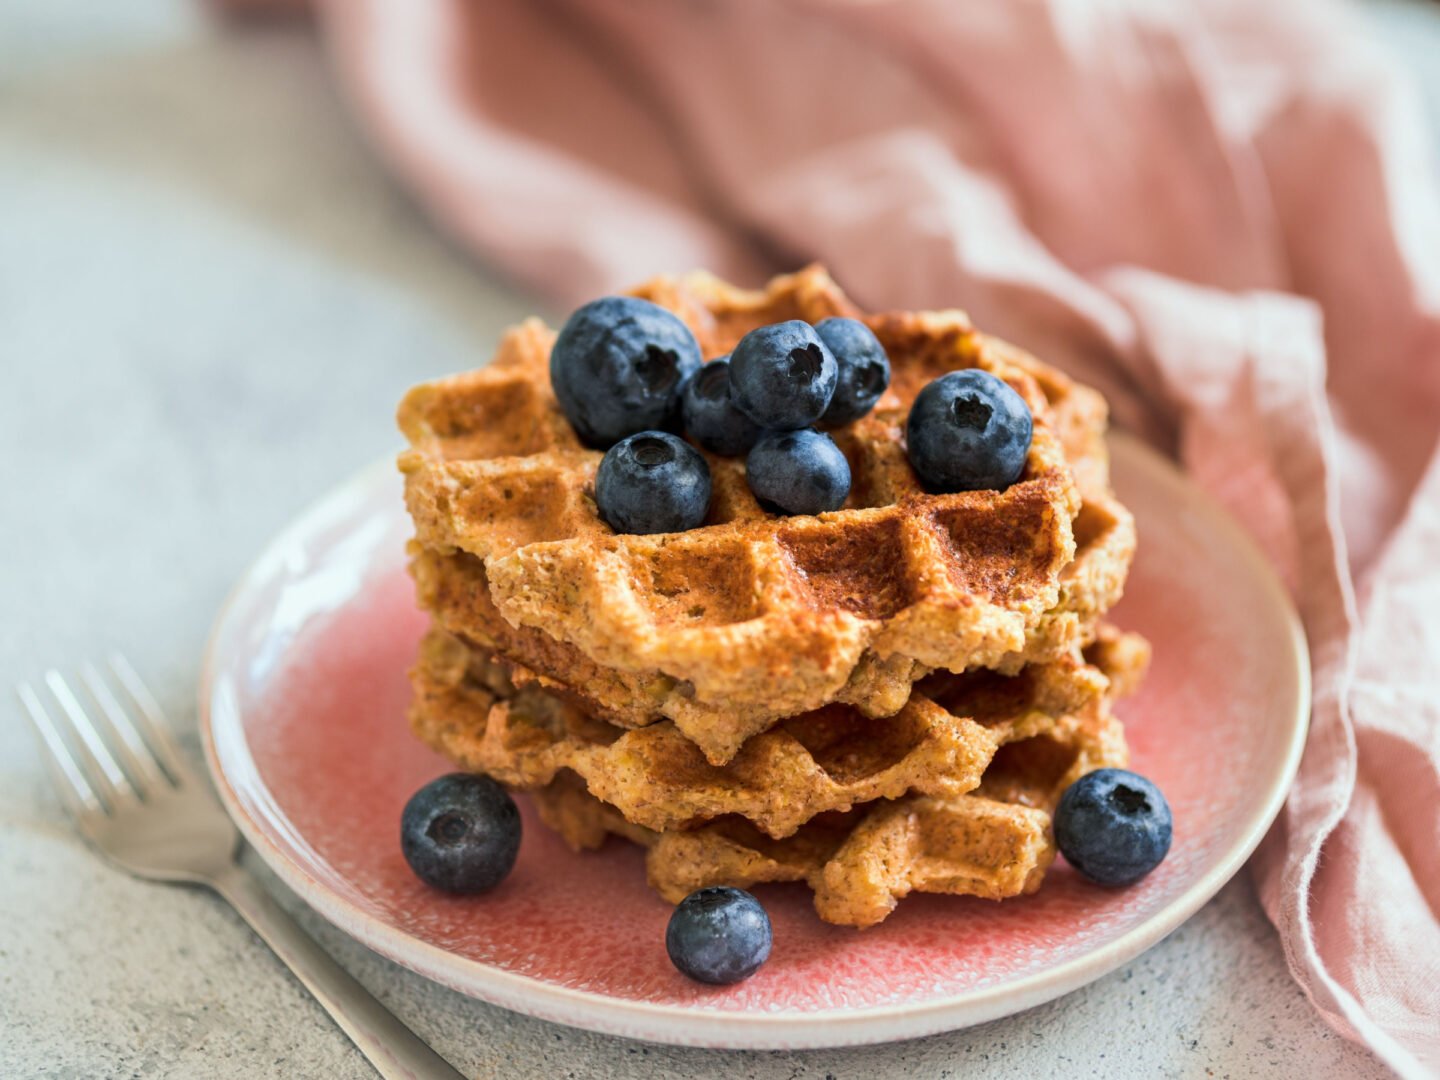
[3,3,1434,1077]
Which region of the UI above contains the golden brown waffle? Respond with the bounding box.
[527,693,1130,929]
[411,623,1144,928]
[1082,622,1153,699]
[410,626,1144,840]
[408,483,1134,764]
[400,267,1131,764]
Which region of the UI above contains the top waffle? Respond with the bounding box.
[400,268,1123,761]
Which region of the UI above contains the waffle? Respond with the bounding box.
[410,626,1147,840]
[527,689,1130,929]
[400,267,1132,764]
[411,624,1144,928]
[408,484,1134,764]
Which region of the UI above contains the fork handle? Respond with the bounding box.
[211,865,466,1080]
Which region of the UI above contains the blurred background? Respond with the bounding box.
[2,2,1437,1077]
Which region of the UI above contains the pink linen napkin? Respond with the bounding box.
[236,0,1440,1072]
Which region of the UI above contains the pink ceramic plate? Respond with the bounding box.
[201,434,1308,1050]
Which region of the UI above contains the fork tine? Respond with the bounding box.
[45,671,134,807]
[81,662,169,797]
[17,682,104,818]
[107,653,187,783]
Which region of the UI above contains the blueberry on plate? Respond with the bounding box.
[596,430,712,534]
[680,357,763,457]
[729,320,838,430]
[746,429,851,516]
[905,369,1032,493]
[1054,768,1173,886]
[666,886,773,985]
[815,317,891,427]
[400,773,521,894]
[550,296,703,448]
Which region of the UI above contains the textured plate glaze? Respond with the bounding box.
[201,435,1308,1049]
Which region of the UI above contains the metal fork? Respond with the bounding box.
[18,657,465,1080]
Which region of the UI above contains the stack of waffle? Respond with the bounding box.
[398,267,1148,928]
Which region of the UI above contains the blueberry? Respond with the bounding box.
[1054,768,1173,886]
[815,317,891,426]
[666,886,772,985]
[746,429,851,516]
[729,320,838,430]
[905,370,1032,492]
[680,357,763,457]
[595,431,712,534]
[400,773,521,894]
[550,296,703,448]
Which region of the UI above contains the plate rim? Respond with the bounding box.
[199,433,1311,1049]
